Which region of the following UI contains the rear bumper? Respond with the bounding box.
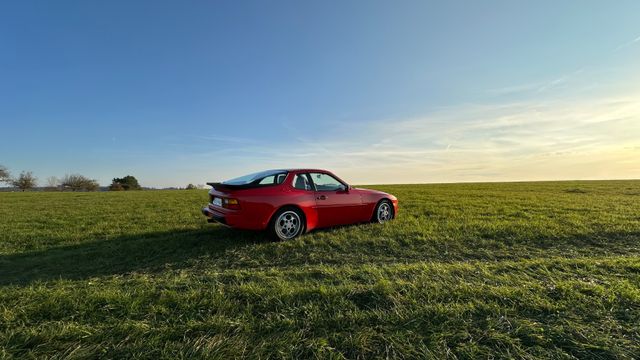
[202,207,228,225]
[201,204,265,230]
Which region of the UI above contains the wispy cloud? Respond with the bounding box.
[192,135,258,144]
[195,93,640,184]
[489,68,584,96]
[614,34,640,52]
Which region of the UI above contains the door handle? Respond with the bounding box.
[316,195,327,200]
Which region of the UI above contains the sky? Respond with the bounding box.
[1,1,639,187]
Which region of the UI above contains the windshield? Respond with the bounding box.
[223,169,288,185]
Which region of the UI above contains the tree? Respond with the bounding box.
[186,183,197,190]
[0,165,10,184]
[109,182,124,191]
[46,176,61,191]
[110,175,141,191]
[61,174,99,191]
[11,171,37,191]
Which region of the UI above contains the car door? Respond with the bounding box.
[309,172,363,227]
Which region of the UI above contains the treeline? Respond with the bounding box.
[0,165,142,192]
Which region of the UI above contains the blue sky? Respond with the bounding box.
[1,1,639,187]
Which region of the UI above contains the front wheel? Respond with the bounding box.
[269,207,305,241]
[373,200,394,223]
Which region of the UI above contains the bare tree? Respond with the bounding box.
[11,171,37,191]
[61,174,100,191]
[0,165,10,184]
[46,176,61,191]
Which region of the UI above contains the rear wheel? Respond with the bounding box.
[269,207,305,240]
[373,200,394,223]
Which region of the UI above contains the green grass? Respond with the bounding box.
[1,181,639,359]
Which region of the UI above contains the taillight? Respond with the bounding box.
[223,198,240,210]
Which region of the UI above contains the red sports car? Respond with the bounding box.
[202,169,398,240]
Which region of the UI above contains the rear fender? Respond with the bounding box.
[266,204,318,232]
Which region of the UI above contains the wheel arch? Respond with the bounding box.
[268,204,309,233]
[370,197,395,221]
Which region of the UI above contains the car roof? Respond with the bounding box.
[280,168,331,173]
[254,168,329,173]
[265,169,348,185]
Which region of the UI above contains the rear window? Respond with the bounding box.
[223,170,288,186]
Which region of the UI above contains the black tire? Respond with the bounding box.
[268,207,306,241]
[372,199,394,223]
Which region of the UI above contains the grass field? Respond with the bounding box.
[1,181,639,359]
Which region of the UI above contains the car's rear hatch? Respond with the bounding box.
[206,170,289,209]
[207,181,280,210]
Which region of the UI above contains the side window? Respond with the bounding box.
[258,175,275,185]
[292,173,311,190]
[310,173,344,191]
[258,173,287,185]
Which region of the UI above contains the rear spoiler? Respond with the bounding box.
[206,182,261,191]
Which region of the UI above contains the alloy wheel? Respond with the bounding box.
[377,202,392,223]
[275,210,302,239]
